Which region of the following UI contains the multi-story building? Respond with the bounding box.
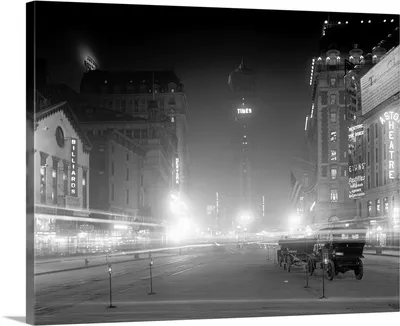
[79,70,189,197]
[75,105,177,224]
[303,16,398,226]
[34,101,92,256]
[357,44,400,246]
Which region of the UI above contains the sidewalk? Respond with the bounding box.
[34,243,219,276]
[363,248,400,257]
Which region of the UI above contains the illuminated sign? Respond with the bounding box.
[379,111,399,179]
[361,45,399,115]
[70,138,78,197]
[348,163,366,173]
[348,124,364,142]
[175,157,180,184]
[237,108,252,114]
[84,55,98,71]
[348,174,365,199]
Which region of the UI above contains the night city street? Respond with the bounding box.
[14,0,400,325]
[34,244,398,324]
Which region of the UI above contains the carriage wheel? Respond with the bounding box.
[307,257,314,276]
[325,260,335,281]
[354,259,363,280]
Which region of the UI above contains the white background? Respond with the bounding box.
[0,1,399,326]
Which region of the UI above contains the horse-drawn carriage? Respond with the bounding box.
[276,224,367,280]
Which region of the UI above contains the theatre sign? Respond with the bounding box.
[379,111,399,180]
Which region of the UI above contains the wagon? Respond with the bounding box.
[278,236,317,272]
[308,224,367,281]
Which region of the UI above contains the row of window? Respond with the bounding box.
[110,183,144,207]
[321,165,347,179]
[39,154,87,208]
[105,96,177,113]
[366,197,390,217]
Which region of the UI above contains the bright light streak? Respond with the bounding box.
[114,224,128,230]
[310,201,316,211]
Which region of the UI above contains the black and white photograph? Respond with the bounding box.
[1,1,400,326]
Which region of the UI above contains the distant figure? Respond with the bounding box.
[85,258,89,267]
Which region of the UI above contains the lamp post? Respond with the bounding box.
[108,264,116,308]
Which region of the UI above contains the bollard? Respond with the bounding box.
[273,246,276,264]
[148,257,156,295]
[108,264,116,308]
[320,258,326,299]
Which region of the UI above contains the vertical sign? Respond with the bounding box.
[175,157,180,184]
[379,111,399,179]
[70,138,78,196]
[261,195,265,217]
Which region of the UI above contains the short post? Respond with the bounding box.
[273,246,276,264]
[108,264,116,308]
[320,255,326,299]
[304,242,309,288]
[148,255,156,295]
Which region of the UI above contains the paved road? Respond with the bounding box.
[33,245,399,325]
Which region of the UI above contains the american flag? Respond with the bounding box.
[289,171,302,206]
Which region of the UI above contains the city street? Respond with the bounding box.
[34,244,399,324]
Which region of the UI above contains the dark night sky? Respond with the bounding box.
[34,1,396,228]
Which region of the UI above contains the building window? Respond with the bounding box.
[126,189,129,205]
[134,98,139,112]
[330,94,336,105]
[384,197,389,215]
[367,128,370,142]
[330,167,337,180]
[330,110,337,123]
[111,161,114,176]
[111,184,114,201]
[40,154,47,204]
[63,161,68,199]
[126,167,129,181]
[367,200,372,217]
[376,199,381,215]
[376,172,379,187]
[121,98,126,112]
[330,189,338,202]
[330,149,337,161]
[52,158,59,205]
[368,175,371,189]
[83,169,87,209]
[330,131,337,142]
[375,123,378,138]
[376,148,379,163]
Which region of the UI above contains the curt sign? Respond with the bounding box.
[379,111,399,179]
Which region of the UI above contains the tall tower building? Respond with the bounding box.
[304,15,398,226]
[228,59,257,225]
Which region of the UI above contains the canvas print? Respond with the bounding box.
[26,1,400,325]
